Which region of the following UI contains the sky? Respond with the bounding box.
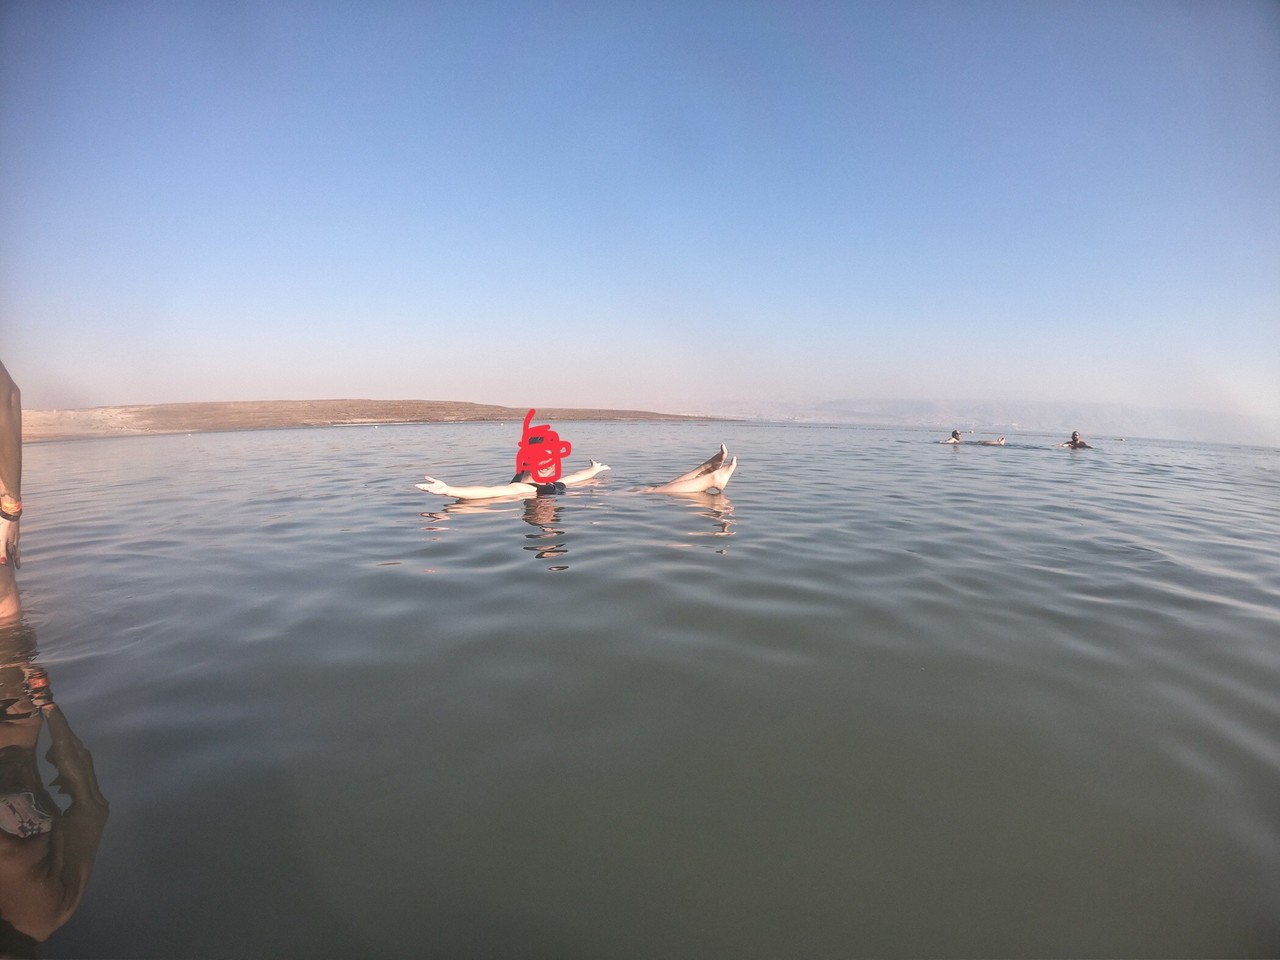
[2,1,1278,441]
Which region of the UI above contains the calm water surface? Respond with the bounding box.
[14,421,1280,957]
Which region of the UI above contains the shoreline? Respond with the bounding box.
[22,399,717,443]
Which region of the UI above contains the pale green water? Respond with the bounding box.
[8,421,1280,957]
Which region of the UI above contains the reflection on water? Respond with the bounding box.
[0,619,107,957]
[421,488,737,570]
[669,491,736,551]
[520,498,568,568]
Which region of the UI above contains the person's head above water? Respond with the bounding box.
[1071,431,1081,441]
[951,430,961,440]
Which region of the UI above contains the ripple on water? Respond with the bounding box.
[17,424,1280,958]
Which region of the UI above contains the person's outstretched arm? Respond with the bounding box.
[416,477,539,500]
[559,460,610,485]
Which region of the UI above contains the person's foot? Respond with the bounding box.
[709,456,737,491]
[697,445,728,476]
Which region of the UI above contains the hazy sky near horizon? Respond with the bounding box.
[2,1,1278,430]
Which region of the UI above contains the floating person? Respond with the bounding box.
[418,445,738,501]
[1059,431,1092,449]
[940,430,962,444]
[418,411,737,501]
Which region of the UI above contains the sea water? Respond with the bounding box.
[12,421,1280,958]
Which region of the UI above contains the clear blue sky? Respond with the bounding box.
[2,1,1277,435]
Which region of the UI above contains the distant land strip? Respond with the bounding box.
[23,399,714,443]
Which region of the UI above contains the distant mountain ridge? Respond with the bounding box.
[23,399,709,442]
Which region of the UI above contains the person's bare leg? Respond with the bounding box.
[642,449,737,494]
[662,444,727,485]
[0,360,21,571]
[0,562,18,626]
